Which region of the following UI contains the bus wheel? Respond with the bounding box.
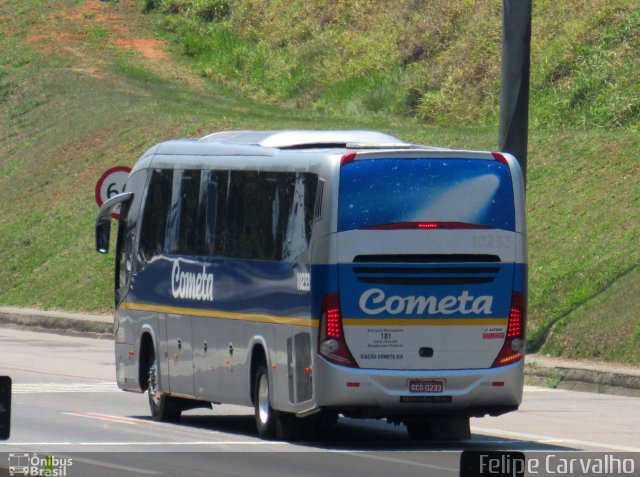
[147,349,181,422]
[254,365,277,439]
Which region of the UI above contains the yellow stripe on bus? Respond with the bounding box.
[120,302,318,327]
[121,302,506,328]
[342,318,508,326]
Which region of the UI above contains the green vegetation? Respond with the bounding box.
[544,370,566,389]
[143,0,640,129]
[0,0,638,365]
[541,267,640,363]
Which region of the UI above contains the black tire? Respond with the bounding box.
[147,348,181,422]
[253,364,332,440]
[254,364,281,438]
[405,418,433,441]
[254,364,277,438]
[405,416,470,441]
[286,410,338,441]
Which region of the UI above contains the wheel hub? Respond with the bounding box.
[257,374,270,425]
[148,362,161,407]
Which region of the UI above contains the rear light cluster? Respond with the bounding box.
[340,153,357,166]
[364,222,493,230]
[344,152,510,166]
[318,293,358,368]
[492,291,526,367]
[492,152,509,165]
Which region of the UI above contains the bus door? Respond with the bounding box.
[166,309,196,396]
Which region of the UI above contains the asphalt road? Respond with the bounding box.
[0,328,638,477]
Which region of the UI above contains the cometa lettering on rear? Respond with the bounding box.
[359,288,493,316]
[171,261,214,301]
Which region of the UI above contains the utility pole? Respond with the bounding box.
[498,0,532,182]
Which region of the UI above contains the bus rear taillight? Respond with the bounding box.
[340,153,357,166]
[364,222,493,230]
[491,152,509,166]
[492,292,526,367]
[319,293,358,368]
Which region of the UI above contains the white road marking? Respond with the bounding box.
[2,441,287,446]
[472,427,640,452]
[72,456,161,475]
[346,453,456,473]
[12,382,119,393]
[523,385,565,393]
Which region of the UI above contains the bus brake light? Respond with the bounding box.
[492,292,526,367]
[492,152,509,165]
[319,293,358,368]
[364,222,493,230]
[340,153,357,166]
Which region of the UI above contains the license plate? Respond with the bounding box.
[407,379,445,393]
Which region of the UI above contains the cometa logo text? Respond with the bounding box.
[171,261,214,301]
[359,288,493,316]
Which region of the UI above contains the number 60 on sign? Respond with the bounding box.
[95,166,131,219]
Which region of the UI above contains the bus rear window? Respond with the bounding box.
[338,158,515,232]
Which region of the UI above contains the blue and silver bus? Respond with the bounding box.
[95,130,527,440]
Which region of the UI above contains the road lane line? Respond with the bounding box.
[63,411,154,425]
[345,452,457,473]
[13,382,119,393]
[472,427,640,452]
[72,456,161,475]
[1,441,288,446]
[523,385,565,393]
[0,365,112,382]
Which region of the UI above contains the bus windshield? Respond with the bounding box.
[338,158,515,232]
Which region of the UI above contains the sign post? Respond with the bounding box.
[498,0,532,183]
[0,376,11,440]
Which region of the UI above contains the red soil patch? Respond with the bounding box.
[114,38,168,59]
[26,24,80,52]
[26,0,168,61]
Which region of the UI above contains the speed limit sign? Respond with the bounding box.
[95,166,131,219]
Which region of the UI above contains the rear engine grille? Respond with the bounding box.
[352,255,500,286]
[286,332,313,403]
[353,254,500,263]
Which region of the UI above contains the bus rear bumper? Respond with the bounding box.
[312,358,524,418]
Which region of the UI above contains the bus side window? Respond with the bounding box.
[114,170,146,305]
[217,171,318,262]
[199,170,227,256]
[148,169,319,262]
[165,169,227,258]
[138,169,173,263]
[223,171,270,260]
[175,170,201,255]
[221,171,297,261]
[268,172,295,261]
[115,200,131,306]
[282,173,318,262]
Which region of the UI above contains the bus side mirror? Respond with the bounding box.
[0,376,11,440]
[95,192,133,254]
[96,220,111,254]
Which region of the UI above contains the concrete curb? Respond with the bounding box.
[0,306,112,338]
[525,354,640,398]
[1,306,639,397]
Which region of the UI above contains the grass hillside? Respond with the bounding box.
[143,0,640,129]
[0,0,638,364]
